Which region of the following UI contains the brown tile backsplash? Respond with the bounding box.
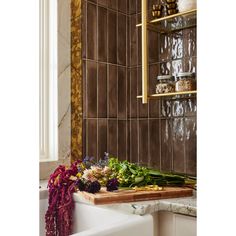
[108,10,117,63]
[86,60,97,118]
[87,119,98,160]
[118,120,127,161]
[118,13,127,65]
[108,119,118,156]
[98,6,108,62]
[97,63,107,117]
[149,119,161,169]
[118,66,127,118]
[108,64,118,117]
[87,2,97,60]
[98,119,107,159]
[138,120,149,166]
[81,0,196,176]
[160,119,173,172]
[118,0,127,14]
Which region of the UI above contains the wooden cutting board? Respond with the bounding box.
[76,187,193,205]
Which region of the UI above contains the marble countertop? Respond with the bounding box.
[73,191,197,217]
[40,181,196,217]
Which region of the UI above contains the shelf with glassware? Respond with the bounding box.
[137,1,197,103]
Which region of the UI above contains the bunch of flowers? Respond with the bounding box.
[45,154,119,236]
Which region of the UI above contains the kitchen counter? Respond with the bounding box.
[40,181,196,217]
[73,191,197,217]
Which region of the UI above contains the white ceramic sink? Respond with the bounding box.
[40,191,153,236]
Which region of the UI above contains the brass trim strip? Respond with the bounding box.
[137,90,197,99]
[136,9,197,27]
[141,0,148,104]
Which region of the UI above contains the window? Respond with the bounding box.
[39,0,58,161]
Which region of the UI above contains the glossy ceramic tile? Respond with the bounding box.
[185,117,196,176]
[98,119,107,159]
[87,119,98,160]
[183,28,196,57]
[98,6,108,62]
[108,119,118,156]
[118,13,127,65]
[138,67,148,117]
[160,119,173,172]
[118,0,127,13]
[86,61,97,117]
[161,100,172,117]
[98,0,107,7]
[138,120,149,166]
[107,0,117,10]
[130,68,138,117]
[98,63,107,117]
[108,64,118,117]
[118,120,127,161]
[130,120,138,163]
[172,100,185,117]
[149,119,161,169]
[118,66,127,118]
[108,10,117,63]
[172,31,183,60]
[87,2,97,60]
[160,34,172,61]
[172,118,185,173]
[130,14,137,66]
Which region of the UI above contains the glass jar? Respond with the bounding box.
[156,75,175,94]
[175,72,196,92]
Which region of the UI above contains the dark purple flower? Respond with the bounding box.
[106,178,119,191]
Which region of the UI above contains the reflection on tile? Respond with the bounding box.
[172,100,185,117]
[161,119,172,172]
[161,100,172,117]
[184,28,196,57]
[172,118,185,173]
[160,34,171,61]
[183,57,196,74]
[160,61,171,75]
[172,59,183,75]
[185,117,196,176]
[172,31,183,60]
[185,98,197,116]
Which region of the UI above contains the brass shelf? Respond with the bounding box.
[137,9,197,27]
[137,90,197,99]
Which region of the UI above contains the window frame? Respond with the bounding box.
[39,0,71,180]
